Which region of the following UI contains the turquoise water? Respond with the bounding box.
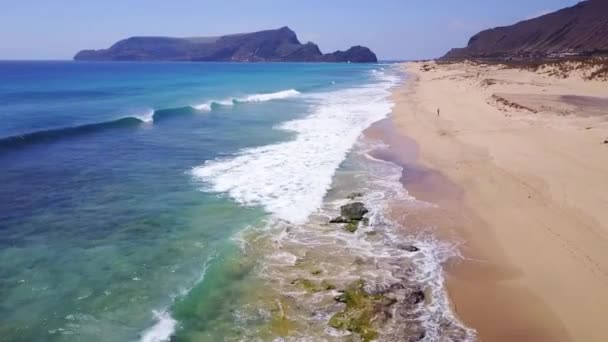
[0,61,398,341]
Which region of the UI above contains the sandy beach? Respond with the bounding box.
[390,61,608,341]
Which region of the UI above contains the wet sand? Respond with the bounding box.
[387,61,608,341]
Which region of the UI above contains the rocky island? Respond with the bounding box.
[74,26,377,63]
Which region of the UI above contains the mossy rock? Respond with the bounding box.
[344,220,359,233]
[328,279,396,341]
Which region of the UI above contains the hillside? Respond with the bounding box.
[442,0,608,60]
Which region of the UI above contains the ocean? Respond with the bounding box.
[0,61,474,341]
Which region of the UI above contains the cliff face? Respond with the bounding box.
[442,0,608,60]
[74,27,377,63]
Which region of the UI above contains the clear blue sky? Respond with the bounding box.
[1,0,581,60]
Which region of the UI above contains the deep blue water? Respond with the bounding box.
[0,61,386,341]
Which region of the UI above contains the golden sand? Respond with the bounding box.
[391,61,608,341]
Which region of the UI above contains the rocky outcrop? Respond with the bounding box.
[321,46,378,63]
[339,202,369,221]
[74,27,377,63]
[330,201,369,233]
[329,279,427,342]
[329,279,395,341]
[442,0,608,60]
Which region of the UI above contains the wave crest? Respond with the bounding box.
[192,89,300,111]
[239,89,300,103]
[0,116,145,151]
[1,87,301,152]
[134,109,155,123]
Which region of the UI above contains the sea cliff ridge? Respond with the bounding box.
[441,0,608,60]
[74,27,378,63]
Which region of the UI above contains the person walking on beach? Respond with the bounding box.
[437,108,440,116]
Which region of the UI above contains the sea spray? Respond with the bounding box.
[139,311,177,342]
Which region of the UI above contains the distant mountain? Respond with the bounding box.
[74,27,377,63]
[442,0,608,60]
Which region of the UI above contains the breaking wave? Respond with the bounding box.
[0,88,300,152]
[192,74,397,223]
[139,311,177,342]
[192,89,300,111]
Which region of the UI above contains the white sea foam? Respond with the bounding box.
[268,251,298,266]
[138,256,213,342]
[139,310,177,342]
[213,99,235,107]
[192,73,399,223]
[239,89,300,102]
[193,103,212,111]
[135,109,155,123]
[192,89,300,111]
[193,100,230,111]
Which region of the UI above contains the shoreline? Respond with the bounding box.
[387,61,608,341]
[161,66,476,341]
[391,63,608,341]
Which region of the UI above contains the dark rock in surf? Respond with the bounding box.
[329,202,369,233]
[347,192,364,200]
[398,244,420,252]
[404,288,425,306]
[340,202,368,221]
